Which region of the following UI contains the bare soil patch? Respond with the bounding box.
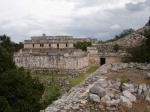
[105,68,150,85]
[105,68,150,112]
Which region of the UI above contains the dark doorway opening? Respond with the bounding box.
[100,58,106,65]
[57,44,59,48]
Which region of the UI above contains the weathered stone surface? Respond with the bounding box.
[138,84,143,96]
[106,99,121,107]
[42,63,150,112]
[121,83,137,93]
[101,94,111,103]
[90,85,107,97]
[145,92,150,102]
[142,84,148,93]
[120,96,132,108]
[122,90,136,102]
[89,93,100,103]
[96,81,108,88]
[146,73,150,79]
[112,81,121,89]
[121,63,129,68]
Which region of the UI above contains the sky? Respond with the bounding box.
[0,0,150,43]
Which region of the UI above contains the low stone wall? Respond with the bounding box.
[30,66,90,76]
[41,62,150,112]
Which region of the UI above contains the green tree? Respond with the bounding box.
[0,46,16,74]
[13,42,24,52]
[0,36,45,112]
[0,35,14,54]
[0,69,44,112]
[124,29,150,63]
[74,41,92,51]
[113,44,120,52]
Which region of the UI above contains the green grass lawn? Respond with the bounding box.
[67,66,99,89]
[31,73,68,78]
[31,66,99,92]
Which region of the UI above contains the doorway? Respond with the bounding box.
[100,58,106,65]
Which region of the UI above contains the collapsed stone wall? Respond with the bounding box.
[41,63,150,112]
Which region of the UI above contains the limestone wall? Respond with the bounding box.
[24,43,74,48]
[104,56,123,64]
[14,52,89,72]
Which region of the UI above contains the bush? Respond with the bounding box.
[113,44,120,52]
[74,41,92,51]
[0,69,44,112]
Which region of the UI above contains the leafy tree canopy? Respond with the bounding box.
[0,69,44,112]
[0,35,44,112]
[0,46,16,74]
[74,41,92,51]
[0,35,23,53]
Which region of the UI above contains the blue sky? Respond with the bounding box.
[0,0,150,42]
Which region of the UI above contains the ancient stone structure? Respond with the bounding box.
[24,34,98,49]
[41,63,150,112]
[14,22,149,74]
[14,35,99,75]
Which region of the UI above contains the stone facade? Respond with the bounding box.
[24,34,98,49]
[14,34,129,74]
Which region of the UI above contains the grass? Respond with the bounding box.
[67,66,99,89]
[31,73,68,78]
[31,66,99,92]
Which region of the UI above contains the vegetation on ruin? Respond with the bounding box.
[124,29,150,63]
[67,66,99,90]
[30,66,99,109]
[113,44,120,52]
[99,28,135,43]
[32,74,68,78]
[0,35,45,112]
[74,41,92,51]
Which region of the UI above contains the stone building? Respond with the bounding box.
[24,34,98,49]
[14,34,130,75]
[14,34,99,75]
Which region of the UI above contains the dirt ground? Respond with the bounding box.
[105,68,150,85]
[105,68,150,112]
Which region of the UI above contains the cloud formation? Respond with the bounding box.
[0,0,149,42]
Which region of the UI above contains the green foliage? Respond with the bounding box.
[113,44,120,52]
[125,43,150,63]
[124,29,150,63]
[0,35,14,54]
[67,66,99,90]
[0,96,11,112]
[0,35,23,53]
[0,36,45,112]
[144,29,150,39]
[74,41,92,51]
[121,79,127,84]
[0,69,44,112]
[13,42,24,52]
[0,46,16,74]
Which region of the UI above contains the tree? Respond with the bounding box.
[0,46,16,74]
[0,36,45,112]
[74,41,92,51]
[124,29,150,63]
[113,44,120,52]
[0,69,44,112]
[13,42,24,52]
[0,35,14,54]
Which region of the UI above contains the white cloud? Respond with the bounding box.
[110,24,121,29]
[0,0,149,42]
